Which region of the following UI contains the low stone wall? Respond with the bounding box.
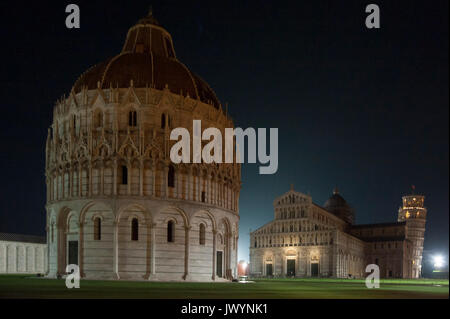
[0,240,47,274]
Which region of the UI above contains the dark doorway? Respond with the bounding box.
[266,264,273,276]
[216,251,223,277]
[286,259,295,276]
[68,241,78,266]
[311,263,319,277]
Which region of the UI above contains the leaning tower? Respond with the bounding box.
[398,190,427,278]
[45,10,241,281]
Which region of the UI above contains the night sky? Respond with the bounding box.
[0,0,448,262]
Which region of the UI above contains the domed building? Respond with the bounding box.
[45,11,240,281]
[323,188,354,225]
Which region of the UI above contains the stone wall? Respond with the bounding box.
[47,198,239,281]
[0,241,47,274]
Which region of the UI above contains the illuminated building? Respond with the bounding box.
[45,10,240,281]
[250,187,426,278]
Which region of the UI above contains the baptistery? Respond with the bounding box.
[45,11,240,281]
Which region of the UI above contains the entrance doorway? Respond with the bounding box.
[286,259,296,276]
[68,241,78,266]
[266,263,273,276]
[311,263,319,277]
[216,251,223,278]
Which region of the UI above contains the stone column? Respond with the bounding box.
[151,223,156,275]
[61,171,65,199]
[183,226,191,280]
[226,233,232,279]
[177,172,182,199]
[187,170,191,201]
[113,160,118,196]
[5,245,9,273]
[15,246,19,273]
[45,225,50,275]
[55,173,59,200]
[197,174,201,202]
[100,165,104,195]
[88,163,93,197]
[306,252,311,277]
[78,166,82,197]
[139,159,144,197]
[69,168,73,198]
[212,230,217,280]
[207,177,212,204]
[57,227,66,276]
[152,162,157,197]
[112,221,119,279]
[79,222,85,277]
[144,220,152,280]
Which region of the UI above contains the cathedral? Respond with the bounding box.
[45,11,240,281]
[250,186,426,279]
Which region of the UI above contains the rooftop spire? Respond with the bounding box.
[136,5,160,26]
[333,186,339,195]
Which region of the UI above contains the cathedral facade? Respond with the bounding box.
[45,12,240,281]
[250,187,426,279]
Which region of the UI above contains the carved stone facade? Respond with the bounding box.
[250,188,426,279]
[45,11,240,281]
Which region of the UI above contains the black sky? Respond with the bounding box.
[0,0,448,262]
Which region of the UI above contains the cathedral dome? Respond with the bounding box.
[324,188,354,224]
[72,10,221,108]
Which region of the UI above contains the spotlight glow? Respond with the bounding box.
[433,255,444,269]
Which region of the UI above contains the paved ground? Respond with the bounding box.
[0,275,448,299]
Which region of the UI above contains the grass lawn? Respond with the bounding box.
[0,275,448,299]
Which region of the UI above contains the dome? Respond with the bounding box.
[324,187,354,224]
[72,10,221,109]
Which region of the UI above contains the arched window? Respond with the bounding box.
[131,218,139,241]
[121,166,128,185]
[94,110,103,128]
[168,165,175,188]
[199,223,206,245]
[167,220,174,242]
[161,113,166,129]
[94,217,101,240]
[201,191,206,203]
[128,110,137,127]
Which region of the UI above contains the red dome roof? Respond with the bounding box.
[72,11,221,108]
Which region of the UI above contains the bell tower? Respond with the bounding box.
[398,186,427,278]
